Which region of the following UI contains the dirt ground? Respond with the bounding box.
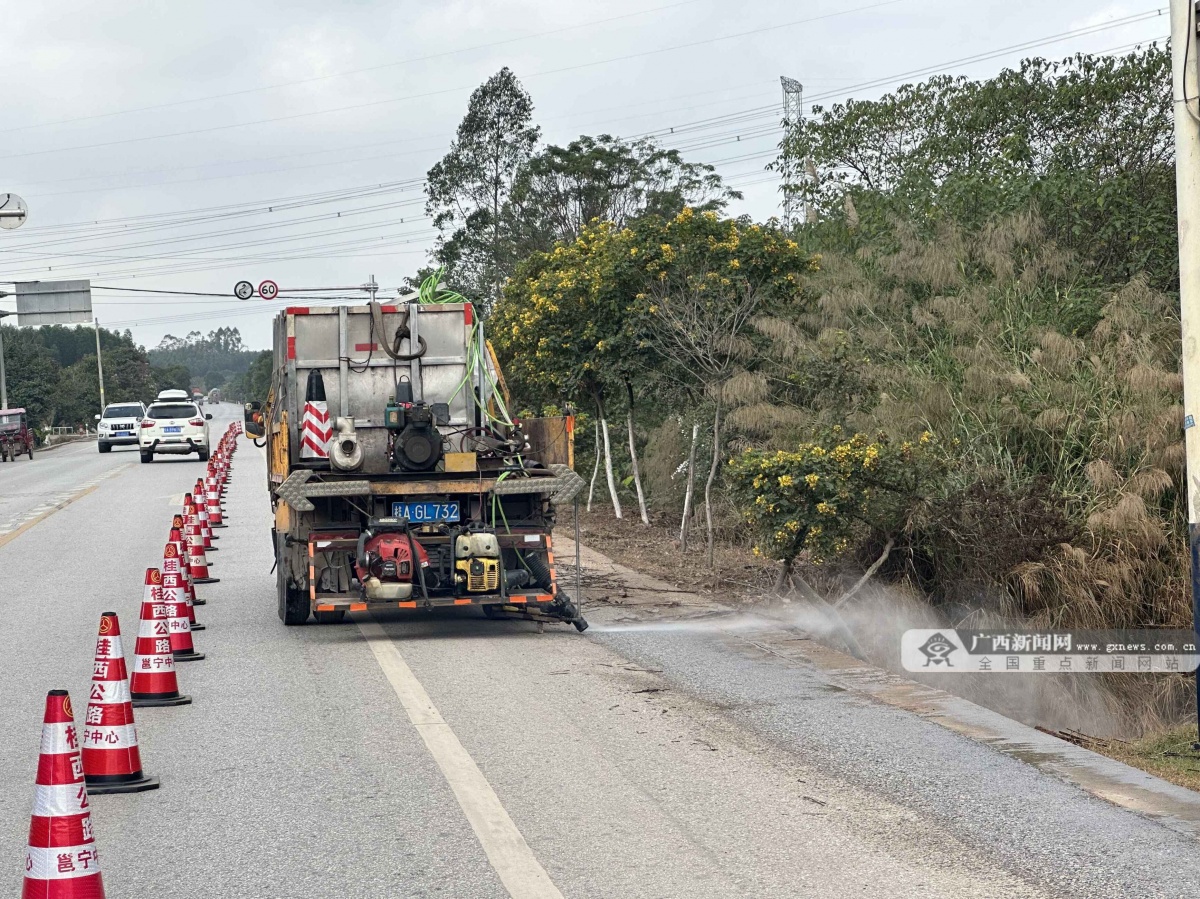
[571,504,778,605]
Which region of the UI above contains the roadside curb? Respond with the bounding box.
[38,437,91,453]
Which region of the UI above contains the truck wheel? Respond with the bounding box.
[198,448,210,462]
[140,450,153,463]
[98,443,111,454]
[314,609,346,624]
[276,539,310,625]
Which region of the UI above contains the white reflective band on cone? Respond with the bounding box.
[31,783,89,817]
[93,637,124,660]
[88,680,131,705]
[81,723,138,748]
[137,618,167,638]
[25,844,101,880]
[39,723,79,755]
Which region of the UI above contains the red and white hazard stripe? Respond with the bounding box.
[300,400,331,458]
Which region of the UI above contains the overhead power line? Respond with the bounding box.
[6,0,722,134]
[0,0,907,162]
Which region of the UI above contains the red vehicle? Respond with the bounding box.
[0,408,35,461]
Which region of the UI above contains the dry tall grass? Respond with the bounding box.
[742,214,1191,729]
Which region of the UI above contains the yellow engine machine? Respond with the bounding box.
[455,531,501,593]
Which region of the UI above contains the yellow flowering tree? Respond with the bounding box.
[727,430,945,594]
[492,222,650,520]
[633,208,817,564]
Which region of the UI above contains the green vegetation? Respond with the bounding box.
[426,69,738,313]
[0,323,267,432]
[1101,726,1200,792]
[1,323,158,428]
[148,326,259,395]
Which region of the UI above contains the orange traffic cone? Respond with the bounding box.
[160,569,204,662]
[188,497,216,549]
[196,502,218,548]
[186,523,218,584]
[205,474,225,527]
[170,523,205,610]
[23,690,106,898]
[130,569,191,707]
[165,534,204,623]
[82,613,159,794]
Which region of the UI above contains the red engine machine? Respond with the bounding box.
[355,524,431,601]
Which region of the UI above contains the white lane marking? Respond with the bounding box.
[358,619,564,899]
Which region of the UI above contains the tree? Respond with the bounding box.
[635,209,816,563]
[149,327,257,390]
[493,210,813,533]
[426,68,540,310]
[492,222,638,519]
[0,325,60,425]
[775,47,1175,289]
[506,134,739,257]
[727,431,945,595]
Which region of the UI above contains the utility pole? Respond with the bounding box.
[93,317,106,411]
[0,309,10,409]
[1170,0,1200,742]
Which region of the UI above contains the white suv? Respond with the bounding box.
[95,401,146,453]
[139,399,211,463]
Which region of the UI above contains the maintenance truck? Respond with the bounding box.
[244,294,587,630]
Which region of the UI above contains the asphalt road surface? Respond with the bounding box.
[1,404,1199,898]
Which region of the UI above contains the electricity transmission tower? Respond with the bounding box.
[779,77,804,229]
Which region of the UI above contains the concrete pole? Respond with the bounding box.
[1170,0,1200,740]
[93,318,106,412]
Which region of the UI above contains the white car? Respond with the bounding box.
[95,401,146,453]
[139,399,211,463]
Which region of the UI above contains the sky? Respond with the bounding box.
[0,0,1169,350]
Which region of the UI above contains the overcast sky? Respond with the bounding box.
[0,0,1167,350]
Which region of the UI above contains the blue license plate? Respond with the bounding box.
[391,501,460,523]
[115,431,132,437]
[164,426,182,433]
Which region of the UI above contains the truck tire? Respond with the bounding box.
[276,536,310,625]
[140,450,153,463]
[98,443,111,454]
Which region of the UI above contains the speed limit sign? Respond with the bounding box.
[258,280,279,301]
[233,280,254,300]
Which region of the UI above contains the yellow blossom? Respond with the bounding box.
[804,474,820,488]
[777,475,794,488]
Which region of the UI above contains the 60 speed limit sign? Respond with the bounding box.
[258,280,279,301]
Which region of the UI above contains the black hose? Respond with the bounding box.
[372,303,427,361]
[405,524,430,602]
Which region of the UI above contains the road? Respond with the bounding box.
[1,403,1199,898]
